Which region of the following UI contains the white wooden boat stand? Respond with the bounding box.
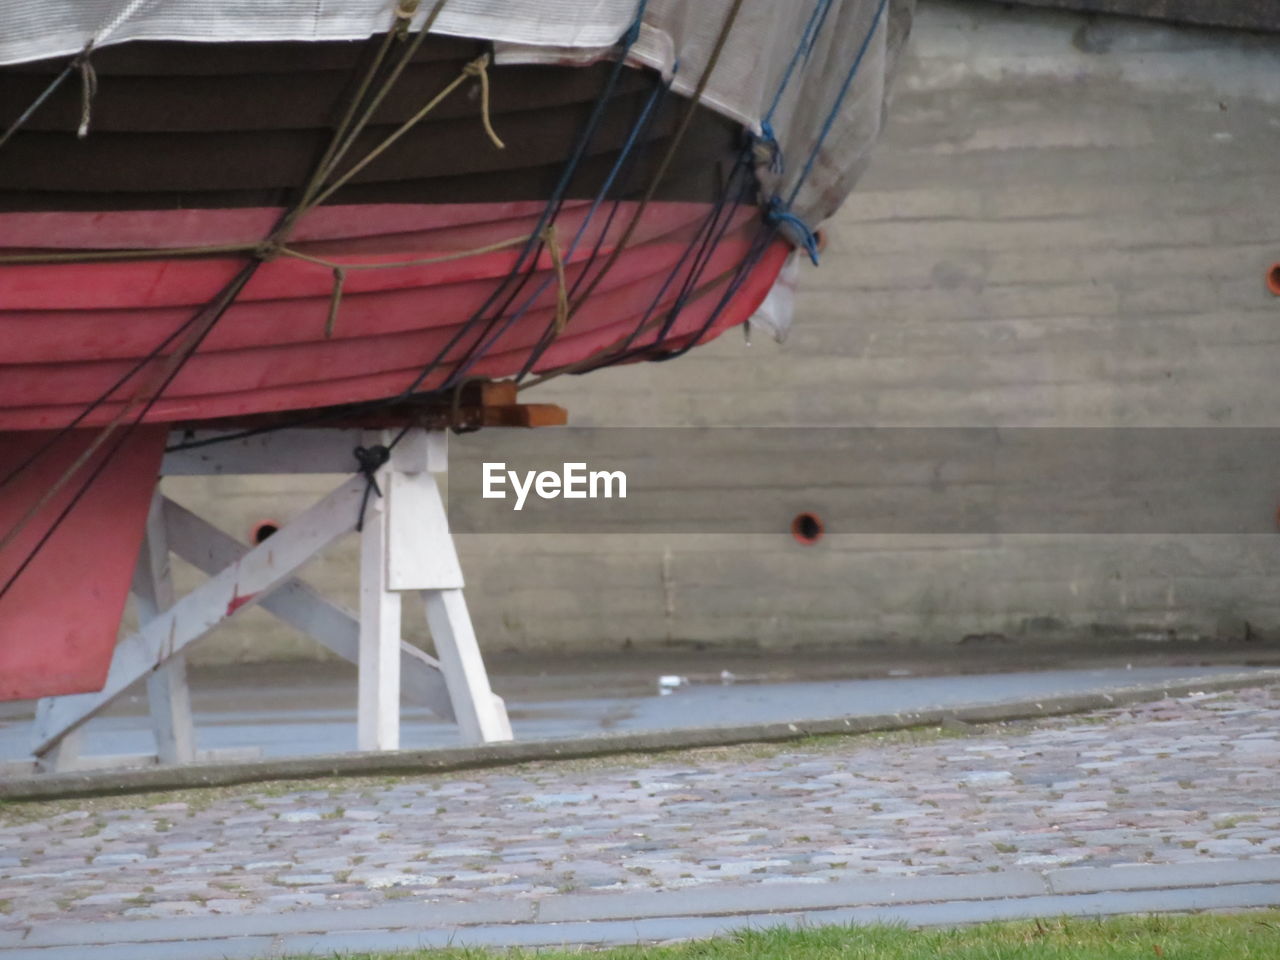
[29,426,513,773]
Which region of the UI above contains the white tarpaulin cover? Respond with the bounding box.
[1,0,914,226]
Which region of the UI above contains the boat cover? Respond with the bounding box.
[1,0,914,228]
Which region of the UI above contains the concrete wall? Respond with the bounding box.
[165,0,1280,663]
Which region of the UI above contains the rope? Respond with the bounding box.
[519,155,756,390]
[463,54,506,150]
[76,55,98,139]
[393,0,422,33]
[352,443,391,531]
[0,52,81,151]
[786,0,889,207]
[278,234,528,271]
[513,70,668,380]
[308,52,502,211]
[392,0,651,398]
[296,0,451,218]
[565,0,747,320]
[763,0,833,123]
[324,267,346,338]
[764,196,821,265]
[543,223,569,335]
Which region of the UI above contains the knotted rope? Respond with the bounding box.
[352,443,392,531]
[463,53,505,150]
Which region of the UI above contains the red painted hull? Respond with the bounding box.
[0,428,166,700]
[0,202,785,430]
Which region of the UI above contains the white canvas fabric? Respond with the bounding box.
[2,0,914,225]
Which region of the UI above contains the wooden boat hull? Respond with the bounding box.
[0,37,784,432]
[0,36,787,700]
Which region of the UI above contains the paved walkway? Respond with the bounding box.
[3,685,1280,956]
[4,664,1266,763]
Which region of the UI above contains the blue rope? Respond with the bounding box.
[616,150,753,356]
[763,0,834,124]
[566,75,673,303]
[647,215,779,366]
[763,196,821,265]
[406,0,651,396]
[442,0,653,386]
[786,0,888,207]
[501,73,668,379]
[551,0,848,373]
[747,0,888,270]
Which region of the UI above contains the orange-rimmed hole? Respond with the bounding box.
[250,520,280,545]
[1267,263,1280,296]
[791,512,824,545]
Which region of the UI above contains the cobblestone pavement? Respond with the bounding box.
[3,686,1279,932]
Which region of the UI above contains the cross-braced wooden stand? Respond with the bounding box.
[31,387,564,772]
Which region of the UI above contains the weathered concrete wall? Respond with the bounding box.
[165,0,1280,663]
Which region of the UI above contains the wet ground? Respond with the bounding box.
[0,646,1275,763]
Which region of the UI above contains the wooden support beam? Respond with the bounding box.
[34,725,83,774]
[31,476,366,757]
[161,497,456,720]
[134,492,196,765]
[424,589,513,744]
[358,431,401,752]
[164,429,366,476]
[34,425,512,767]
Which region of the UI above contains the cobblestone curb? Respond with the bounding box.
[5,670,1277,803]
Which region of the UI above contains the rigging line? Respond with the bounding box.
[785,0,889,207]
[534,212,750,383]
[517,155,755,391]
[0,0,168,152]
[278,234,528,270]
[1,16,433,492]
[631,146,756,352]
[383,0,651,414]
[0,232,527,269]
[510,72,668,379]
[294,30,400,216]
[590,223,774,375]
[297,0,451,216]
[566,0,747,321]
[594,0,860,375]
[565,74,673,304]
[163,395,408,453]
[0,24,401,491]
[655,216,779,366]
[763,0,832,123]
[0,262,259,545]
[0,57,80,152]
[608,170,742,360]
[441,1,655,391]
[0,243,260,265]
[305,52,496,213]
[541,135,754,379]
[0,7,416,527]
[0,299,220,490]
